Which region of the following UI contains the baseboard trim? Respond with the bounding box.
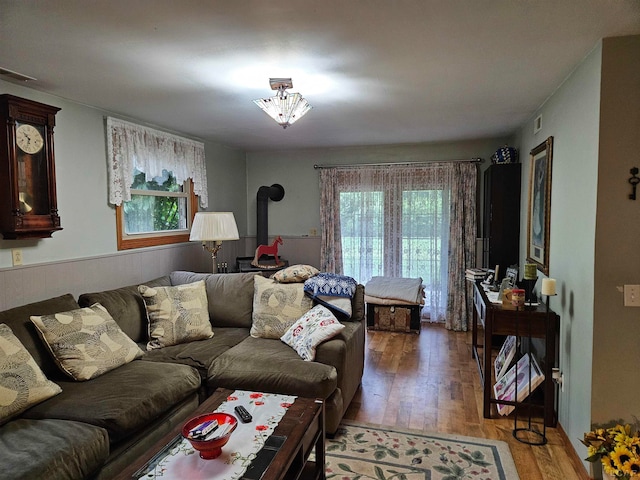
[558,421,591,479]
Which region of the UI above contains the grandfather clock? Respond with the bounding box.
[0,94,62,239]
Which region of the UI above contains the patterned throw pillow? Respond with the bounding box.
[272,264,319,283]
[251,276,313,339]
[280,305,345,361]
[0,324,62,425]
[31,304,144,381]
[139,280,212,350]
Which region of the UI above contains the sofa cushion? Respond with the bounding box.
[22,360,201,443]
[0,418,109,480]
[30,303,144,381]
[208,336,337,399]
[78,275,171,343]
[0,294,80,378]
[272,264,319,283]
[280,305,345,361]
[141,327,249,381]
[139,280,213,350]
[170,271,257,328]
[251,276,313,339]
[0,324,62,425]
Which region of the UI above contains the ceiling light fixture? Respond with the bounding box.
[253,78,312,129]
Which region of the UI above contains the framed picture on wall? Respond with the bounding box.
[526,136,554,276]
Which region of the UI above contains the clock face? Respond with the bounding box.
[16,123,44,154]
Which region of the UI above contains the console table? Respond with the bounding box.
[471,282,559,427]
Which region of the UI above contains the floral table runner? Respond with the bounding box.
[136,390,296,479]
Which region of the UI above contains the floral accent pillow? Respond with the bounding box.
[0,324,62,425]
[280,305,345,361]
[251,276,313,339]
[272,264,319,283]
[30,303,144,381]
[139,280,212,350]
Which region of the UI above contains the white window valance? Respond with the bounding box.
[106,116,208,208]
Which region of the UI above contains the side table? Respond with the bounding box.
[471,282,560,427]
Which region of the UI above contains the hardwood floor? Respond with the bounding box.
[342,322,589,480]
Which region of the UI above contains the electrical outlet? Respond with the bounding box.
[309,228,318,236]
[11,249,23,266]
[624,285,640,307]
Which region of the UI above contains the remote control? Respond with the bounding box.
[234,405,252,423]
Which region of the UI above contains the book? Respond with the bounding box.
[465,267,489,281]
[494,335,517,381]
[493,353,545,416]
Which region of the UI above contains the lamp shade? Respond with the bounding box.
[253,92,312,129]
[189,212,239,241]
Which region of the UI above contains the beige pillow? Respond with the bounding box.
[139,280,212,350]
[31,303,144,381]
[251,275,313,339]
[272,264,319,283]
[0,323,62,425]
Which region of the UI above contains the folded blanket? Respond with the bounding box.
[304,273,357,318]
[304,273,357,298]
[365,276,424,304]
[364,294,425,306]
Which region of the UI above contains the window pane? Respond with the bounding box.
[124,194,187,234]
[401,189,449,309]
[131,169,183,192]
[340,191,384,282]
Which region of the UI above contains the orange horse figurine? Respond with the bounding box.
[251,236,284,267]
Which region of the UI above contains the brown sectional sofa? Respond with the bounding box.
[0,271,365,480]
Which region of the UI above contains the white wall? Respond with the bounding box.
[0,79,246,307]
[592,35,640,426]
[514,42,602,466]
[246,138,512,237]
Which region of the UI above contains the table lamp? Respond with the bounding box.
[189,212,239,273]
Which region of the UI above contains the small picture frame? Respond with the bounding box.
[505,267,518,287]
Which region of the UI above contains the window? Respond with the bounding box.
[106,116,208,250]
[338,187,450,312]
[321,162,477,330]
[116,170,197,250]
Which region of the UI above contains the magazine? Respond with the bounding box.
[493,353,545,416]
[494,335,517,381]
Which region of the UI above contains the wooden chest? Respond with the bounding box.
[366,304,421,334]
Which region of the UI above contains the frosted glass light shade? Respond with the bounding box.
[253,92,312,129]
[189,212,239,241]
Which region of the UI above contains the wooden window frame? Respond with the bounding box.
[116,179,198,250]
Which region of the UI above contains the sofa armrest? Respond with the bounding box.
[349,284,366,322]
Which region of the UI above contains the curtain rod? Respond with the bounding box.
[313,158,483,169]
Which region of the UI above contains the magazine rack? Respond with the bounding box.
[512,299,548,445]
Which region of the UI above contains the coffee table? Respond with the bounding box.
[115,388,325,480]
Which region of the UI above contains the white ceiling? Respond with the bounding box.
[1,1,639,151]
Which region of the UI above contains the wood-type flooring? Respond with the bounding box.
[343,322,590,480]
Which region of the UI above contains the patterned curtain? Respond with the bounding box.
[319,168,344,274]
[106,117,207,208]
[319,162,477,329]
[445,162,477,331]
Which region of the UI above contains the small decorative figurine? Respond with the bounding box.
[251,236,284,268]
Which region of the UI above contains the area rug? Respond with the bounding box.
[325,421,520,480]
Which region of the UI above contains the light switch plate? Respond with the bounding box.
[11,249,23,266]
[623,285,640,307]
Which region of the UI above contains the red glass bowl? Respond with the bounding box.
[182,412,238,459]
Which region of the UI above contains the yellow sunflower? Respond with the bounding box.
[611,445,634,470]
[622,458,640,477]
[603,454,621,476]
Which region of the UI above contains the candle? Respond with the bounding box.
[541,278,557,296]
[524,263,537,280]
